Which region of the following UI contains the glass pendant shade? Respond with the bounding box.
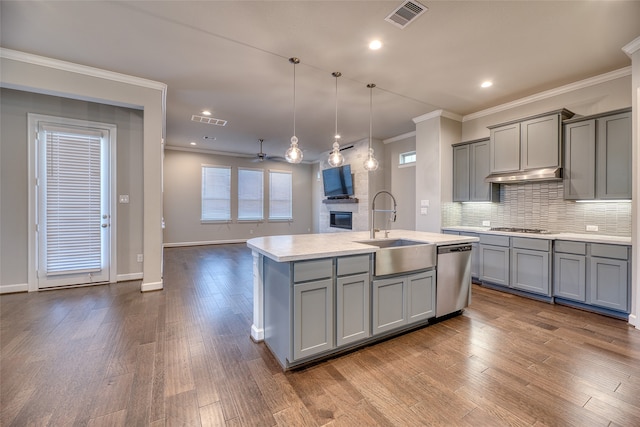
[327,140,344,167]
[363,83,379,172]
[286,57,303,164]
[285,135,303,163]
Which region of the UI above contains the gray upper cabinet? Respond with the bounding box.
[564,120,596,200]
[596,111,632,199]
[489,123,520,173]
[489,109,573,174]
[453,138,497,202]
[520,114,561,170]
[452,144,470,202]
[563,108,631,200]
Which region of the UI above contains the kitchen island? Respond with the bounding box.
[247,230,477,369]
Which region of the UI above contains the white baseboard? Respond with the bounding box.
[0,283,29,294]
[629,313,638,329]
[116,273,143,282]
[163,239,247,248]
[141,280,163,292]
[251,324,264,342]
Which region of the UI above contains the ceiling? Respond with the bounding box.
[1,1,639,162]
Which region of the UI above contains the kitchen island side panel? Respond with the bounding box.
[264,257,292,368]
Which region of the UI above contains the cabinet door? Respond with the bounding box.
[372,276,407,335]
[589,257,629,312]
[293,279,334,360]
[596,112,632,199]
[563,120,596,200]
[336,273,370,346]
[453,144,470,202]
[490,123,520,173]
[511,248,550,296]
[470,242,479,280]
[553,253,586,302]
[479,244,510,286]
[470,140,493,201]
[521,114,560,170]
[407,270,436,324]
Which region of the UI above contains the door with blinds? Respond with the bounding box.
[33,116,114,289]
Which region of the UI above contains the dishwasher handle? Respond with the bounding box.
[438,244,472,254]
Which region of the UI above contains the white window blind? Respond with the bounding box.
[269,170,292,220]
[43,126,103,275]
[238,168,264,220]
[202,166,231,221]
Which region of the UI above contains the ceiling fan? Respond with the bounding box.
[253,139,285,162]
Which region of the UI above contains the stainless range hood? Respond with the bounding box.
[485,167,562,184]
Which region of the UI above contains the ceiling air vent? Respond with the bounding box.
[385,0,428,29]
[191,115,227,126]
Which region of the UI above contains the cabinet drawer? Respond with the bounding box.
[591,244,629,260]
[293,259,333,283]
[480,234,510,247]
[337,255,370,276]
[511,237,550,252]
[554,241,586,255]
[460,232,479,238]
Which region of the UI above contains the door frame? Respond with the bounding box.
[27,113,117,292]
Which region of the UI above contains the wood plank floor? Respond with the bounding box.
[2,243,640,426]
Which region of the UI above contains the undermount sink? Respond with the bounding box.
[357,239,436,276]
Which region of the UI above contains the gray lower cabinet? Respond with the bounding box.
[553,240,630,317]
[460,232,480,280]
[563,108,631,200]
[372,270,435,336]
[479,235,510,286]
[336,272,370,346]
[293,278,334,360]
[510,238,551,296]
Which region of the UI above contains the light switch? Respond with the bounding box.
[421,200,429,207]
[119,195,130,204]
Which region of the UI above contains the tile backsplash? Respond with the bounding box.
[442,181,631,236]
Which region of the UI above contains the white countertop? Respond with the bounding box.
[441,226,631,245]
[247,229,478,262]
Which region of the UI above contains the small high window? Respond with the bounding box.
[399,151,416,165]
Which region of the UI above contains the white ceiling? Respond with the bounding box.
[1,1,639,162]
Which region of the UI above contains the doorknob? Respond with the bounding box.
[101,224,108,228]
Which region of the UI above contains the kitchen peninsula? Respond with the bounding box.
[247,230,478,369]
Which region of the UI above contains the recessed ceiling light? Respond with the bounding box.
[481,81,493,88]
[190,141,197,146]
[369,40,382,50]
[202,110,212,116]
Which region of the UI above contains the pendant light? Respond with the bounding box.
[327,71,345,167]
[285,57,303,163]
[363,83,379,172]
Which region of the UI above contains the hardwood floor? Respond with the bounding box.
[2,243,640,426]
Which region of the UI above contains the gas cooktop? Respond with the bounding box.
[489,227,550,234]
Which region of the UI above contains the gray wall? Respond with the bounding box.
[0,88,144,286]
[163,149,313,244]
[384,136,416,231]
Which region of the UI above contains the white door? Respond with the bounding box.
[32,116,115,289]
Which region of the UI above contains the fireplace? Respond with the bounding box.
[330,211,352,230]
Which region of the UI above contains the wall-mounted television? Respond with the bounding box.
[322,165,354,199]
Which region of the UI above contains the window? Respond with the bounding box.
[201,165,231,221]
[399,151,416,165]
[238,168,264,220]
[269,170,292,220]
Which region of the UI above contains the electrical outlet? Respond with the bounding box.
[119,194,130,204]
[420,208,428,215]
[137,254,143,263]
[482,220,491,227]
[586,225,599,232]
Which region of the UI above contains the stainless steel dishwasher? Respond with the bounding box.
[436,244,472,317]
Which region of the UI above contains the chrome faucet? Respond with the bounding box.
[371,190,397,239]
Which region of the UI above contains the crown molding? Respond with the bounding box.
[623,36,640,57]
[462,67,632,122]
[383,131,416,144]
[412,109,462,124]
[0,48,167,92]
